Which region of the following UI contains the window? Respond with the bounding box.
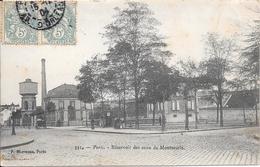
[191,100,195,110]
[24,101,28,110]
[59,101,64,110]
[188,101,192,110]
[68,106,76,120]
[176,100,180,110]
[172,101,175,111]
[157,103,160,111]
[151,104,154,111]
[32,101,35,110]
[70,101,75,109]
[147,104,150,111]
[160,103,164,110]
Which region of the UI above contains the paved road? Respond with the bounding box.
[1,127,259,166]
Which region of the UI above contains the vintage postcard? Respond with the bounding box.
[0,0,259,166]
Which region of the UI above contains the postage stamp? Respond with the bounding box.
[1,0,260,166]
[3,1,76,45]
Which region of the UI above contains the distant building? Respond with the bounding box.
[0,104,20,126]
[45,84,89,126]
[225,89,258,108]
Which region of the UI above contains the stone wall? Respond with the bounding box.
[199,108,257,123]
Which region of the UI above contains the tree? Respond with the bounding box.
[143,60,179,128]
[103,2,172,128]
[46,102,56,113]
[76,55,109,122]
[178,60,212,129]
[240,20,260,126]
[105,42,132,125]
[202,33,236,127]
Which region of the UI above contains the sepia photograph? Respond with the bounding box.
[0,0,259,166]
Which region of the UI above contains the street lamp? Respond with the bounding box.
[11,103,16,135]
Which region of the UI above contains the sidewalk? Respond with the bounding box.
[73,125,255,134]
[0,128,34,150]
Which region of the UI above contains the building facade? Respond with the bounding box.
[45,84,90,126]
[146,94,196,123]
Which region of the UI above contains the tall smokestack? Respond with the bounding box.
[41,58,47,110]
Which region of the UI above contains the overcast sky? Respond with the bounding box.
[1,0,259,106]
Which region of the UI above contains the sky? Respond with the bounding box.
[1,0,259,106]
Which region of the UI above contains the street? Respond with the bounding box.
[1,127,260,166]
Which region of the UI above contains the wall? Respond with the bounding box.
[46,98,87,126]
[199,108,257,123]
[147,97,196,123]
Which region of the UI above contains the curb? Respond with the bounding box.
[73,125,258,135]
[0,139,34,150]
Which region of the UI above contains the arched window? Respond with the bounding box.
[24,101,28,110]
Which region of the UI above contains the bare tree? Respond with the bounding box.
[178,60,212,129]
[202,33,236,127]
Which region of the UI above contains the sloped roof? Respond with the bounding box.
[226,89,258,108]
[46,84,79,99]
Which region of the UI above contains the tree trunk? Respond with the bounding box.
[162,97,166,131]
[194,90,198,129]
[123,87,126,127]
[243,102,246,125]
[118,94,121,118]
[216,102,219,123]
[218,84,223,127]
[101,91,104,115]
[184,97,189,130]
[134,85,139,129]
[256,102,259,126]
[255,81,259,126]
[152,102,156,125]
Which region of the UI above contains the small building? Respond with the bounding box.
[146,94,196,123]
[45,84,89,126]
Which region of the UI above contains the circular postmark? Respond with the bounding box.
[16,1,66,30]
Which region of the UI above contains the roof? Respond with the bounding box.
[19,78,38,84]
[46,84,79,99]
[226,89,258,108]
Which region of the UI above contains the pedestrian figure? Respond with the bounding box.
[159,116,162,126]
[91,119,95,130]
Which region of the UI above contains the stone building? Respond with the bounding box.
[45,84,90,126]
[146,94,196,123]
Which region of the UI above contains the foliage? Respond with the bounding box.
[103,1,173,128]
[143,60,179,103]
[202,33,236,126]
[239,20,260,87]
[46,102,56,112]
[76,55,108,104]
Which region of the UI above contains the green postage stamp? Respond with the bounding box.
[1,1,77,45]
